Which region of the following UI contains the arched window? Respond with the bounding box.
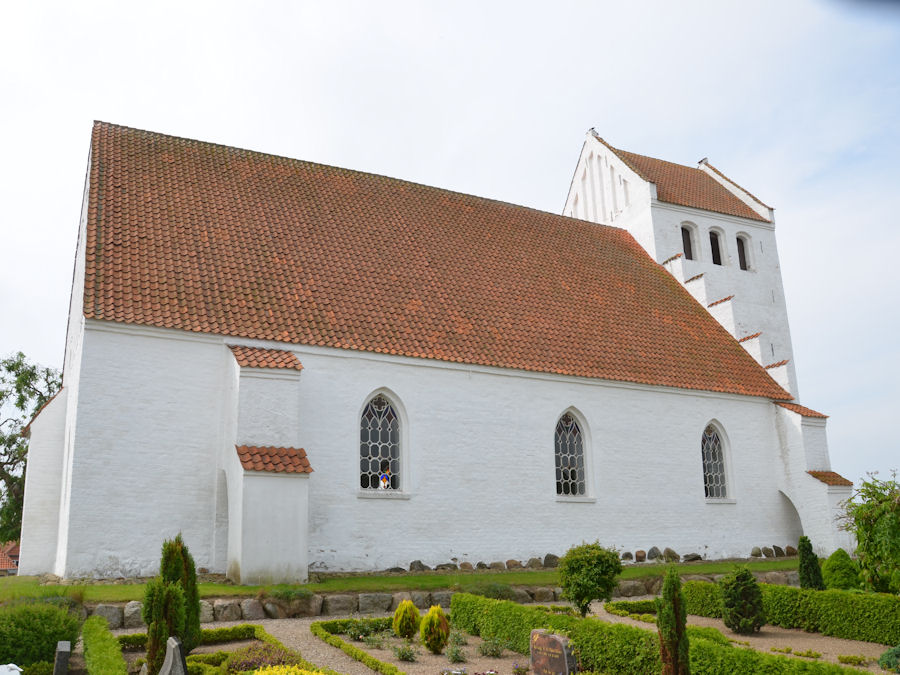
[360,395,400,490]
[736,236,750,271]
[701,424,727,498]
[555,413,586,496]
[709,231,723,265]
[681,226,695,260]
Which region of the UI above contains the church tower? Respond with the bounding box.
[564,130,799,398]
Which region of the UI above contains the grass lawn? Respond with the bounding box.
[0,557,798,603]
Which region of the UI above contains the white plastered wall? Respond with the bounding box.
[18,390,68,574]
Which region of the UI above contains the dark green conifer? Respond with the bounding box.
[798,536,825,590]
[656,566,690,675]
[160,533,201,652]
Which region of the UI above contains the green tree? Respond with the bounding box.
[720,566,765,635]
[558,541,622,617]
[656,566,690,675]
[843,472,900,593]
[797,536,825,590]
[0,352,61,542]
[160,534,200,652]
[142,577,185,675]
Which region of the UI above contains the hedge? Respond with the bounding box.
[310,620,405,675]
[682,581,900,645]
[82,615,128,675]
[451,593,863,675]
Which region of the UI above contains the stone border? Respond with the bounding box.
[88,569,800,630]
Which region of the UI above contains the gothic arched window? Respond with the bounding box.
[736,235,750,270]
[681,226,695,260]
[701,424,727,499]
[555,413,586,496]
[709,231,723,265]
[360,395,400,490]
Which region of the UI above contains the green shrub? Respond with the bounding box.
[558,541,622,617]
[82,615,128,674]
[683,580,900,645]
[160,533,201,652]
[606,599,658,616]
[836,654,870,667]
[798,536,825,590]
[223,643,304,672]
[879,644,900,673]
[681,581,722,618]
[684,626,728,646]
[843,472,900,593]
[0,602,81,666]
[393,643,418,661]
[656,567,689,674]
[392,599,421,639]
[719,567,765,634]
[477,636,507,657]
[142,577,186,675]
[311,622,404,675]
[821,549,859,590]
[449,630,468,646]
[420,605,450,654]
[22,663,53,675]
[447,644,466,662]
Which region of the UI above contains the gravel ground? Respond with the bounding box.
[113,604,890,674]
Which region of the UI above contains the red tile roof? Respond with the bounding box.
[236,446,313,474]
[765,360,790,369]
[83,122,790,400]
[593,135,769,222]
[708,295,734,308]
[738,332,762,343]
[0,552,16,571]
[776,402,828,418]
[229,345,303,371]
[807,470,852,487]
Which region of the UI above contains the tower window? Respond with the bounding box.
[681,227,694,260]
[710,231,722,265]
[737,236,749,270]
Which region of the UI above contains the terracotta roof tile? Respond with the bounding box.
[776,402,828,418]
[229,345,303,371]
[685,273,704,283]
[738,332,762,343]
[708,295,734,308]
[236,446,313,474]
[0,551,16,571]
[593,135,769,222]
[807,470,852,486]
[83,122,790,400]
[765,360,790,369]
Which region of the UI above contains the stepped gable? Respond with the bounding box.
[593,135,769,222]
[83,122,790,400]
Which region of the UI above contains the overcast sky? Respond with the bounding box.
[1,1,897,487]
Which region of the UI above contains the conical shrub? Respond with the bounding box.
[392,599,421,639]
[720,566,765,635]
[656,566,690,675]
[142,577,185,675]
[798,536,825,590]
[420,605,450,654]
[160,533,201,652]
[822,548,860,590]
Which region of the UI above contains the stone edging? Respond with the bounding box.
[90,569,800,630]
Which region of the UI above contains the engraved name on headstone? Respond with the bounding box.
[529,629,577,675]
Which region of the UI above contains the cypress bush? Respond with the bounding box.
[142,577,186,675]
[160,533,201,652]
[558,541,622,617]
[656,567,689,675]
[798,536,825,590]
[821,548,860,590]
[392,599,420,639]
[419,605,450,654]
[720,567,765,634]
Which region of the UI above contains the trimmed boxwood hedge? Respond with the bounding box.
[682,581,900,645]
[83,615,128,675]
[451,593,863,675]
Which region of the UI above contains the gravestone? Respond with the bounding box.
[530,629,577,675]
[53,641,71,675]
[160,636,188,675]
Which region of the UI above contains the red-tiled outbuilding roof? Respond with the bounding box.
[83,122,790,400]
[236,446,313,474]
[593,136,770,222]
[229,346,303,371]
[776,402,828,419]
[807,471,852,487]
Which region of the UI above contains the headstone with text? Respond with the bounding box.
[529,629,578,675]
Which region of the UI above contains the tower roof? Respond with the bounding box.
[592,134,770,222]
[82,122,790,400]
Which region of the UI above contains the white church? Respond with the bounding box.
[19,122,853,583]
